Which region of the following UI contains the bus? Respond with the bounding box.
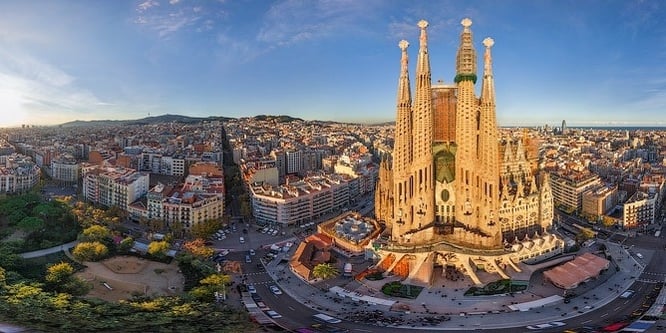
[312,313,342,324]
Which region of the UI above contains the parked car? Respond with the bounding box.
[265,310,282,319]
[256,301,269,310]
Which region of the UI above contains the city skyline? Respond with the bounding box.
[0,0,665,128]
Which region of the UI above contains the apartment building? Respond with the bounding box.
[550,172,601,213]
[51,153,79,184]
[581,184,618,219]
[250,173,352,227]
[623,191,657,229]
[83,166,149,211]
[0,154,40,194]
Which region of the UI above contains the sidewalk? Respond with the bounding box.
[19,240,78,259]
[271,240,641,330]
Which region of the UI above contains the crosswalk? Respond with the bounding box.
[638,272,666,284]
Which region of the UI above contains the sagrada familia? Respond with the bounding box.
[372,18,564,286]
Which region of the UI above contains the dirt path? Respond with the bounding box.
[76,256,184,302]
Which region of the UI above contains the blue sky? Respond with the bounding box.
[0,0,665,128]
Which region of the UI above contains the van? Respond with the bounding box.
[239,237,245,243]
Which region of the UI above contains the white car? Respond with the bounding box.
[526,322,565,330]
[265,310,282,319]
[269,285,282,295]
[247,285,257,293]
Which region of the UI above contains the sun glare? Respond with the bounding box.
[0,89,27,128]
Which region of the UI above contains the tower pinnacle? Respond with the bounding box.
[455,17,477,83]
[481,37,495,102]
[394,39,412,177]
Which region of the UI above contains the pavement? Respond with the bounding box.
[264,239,647,331]
[19,240,78,259]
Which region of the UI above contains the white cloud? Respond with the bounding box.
[215,32,266,64]
[257,0,381,46]
[138,0,160,12]
[134,2,216,38]
[0,50,113,125]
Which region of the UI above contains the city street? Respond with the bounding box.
[216,216,666,332]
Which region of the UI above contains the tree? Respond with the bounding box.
[182,239,215,259]
[146,219,166,232]
[189,273,230,301]
[80,225,112,242]
[602,215,616,227]
[239,194,252,220]
[190,219,222,239]
[45,262,75,284]
[72,241,109,261]
[118,236,134,253]
[170,220,185,238]
[17,216,44,232]
[575,228,596,243]
[148,241,170,257]
[0,266,5,287]
[0,243,23,271]
[312,263,339,280]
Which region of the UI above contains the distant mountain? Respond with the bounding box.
[59,114,232,127]
[252,114,304,123]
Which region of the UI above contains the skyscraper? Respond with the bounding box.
[372,18,562,286]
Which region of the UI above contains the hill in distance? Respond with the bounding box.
[57,113,394,128]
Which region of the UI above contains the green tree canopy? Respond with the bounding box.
[0,266,5,286]
[17,216,44,232]
[312,263,339,280]
[190,219,222,239]
[189,273,230,301]
[118,236,134,252]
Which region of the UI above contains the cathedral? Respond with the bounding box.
[372,18,563,286]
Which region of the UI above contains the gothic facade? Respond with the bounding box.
[372,18,563,286]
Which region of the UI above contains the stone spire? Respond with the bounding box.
[455,18,477,84]
[412,20,434,161]
[410,19,435,229]
[480,37,496,107]
[393,40,412,178]
[478,37,500,238]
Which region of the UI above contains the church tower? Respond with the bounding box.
[409,20,436,232]
[391,39,414,241]
[389,21,436,244]
[453,18,501,247]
